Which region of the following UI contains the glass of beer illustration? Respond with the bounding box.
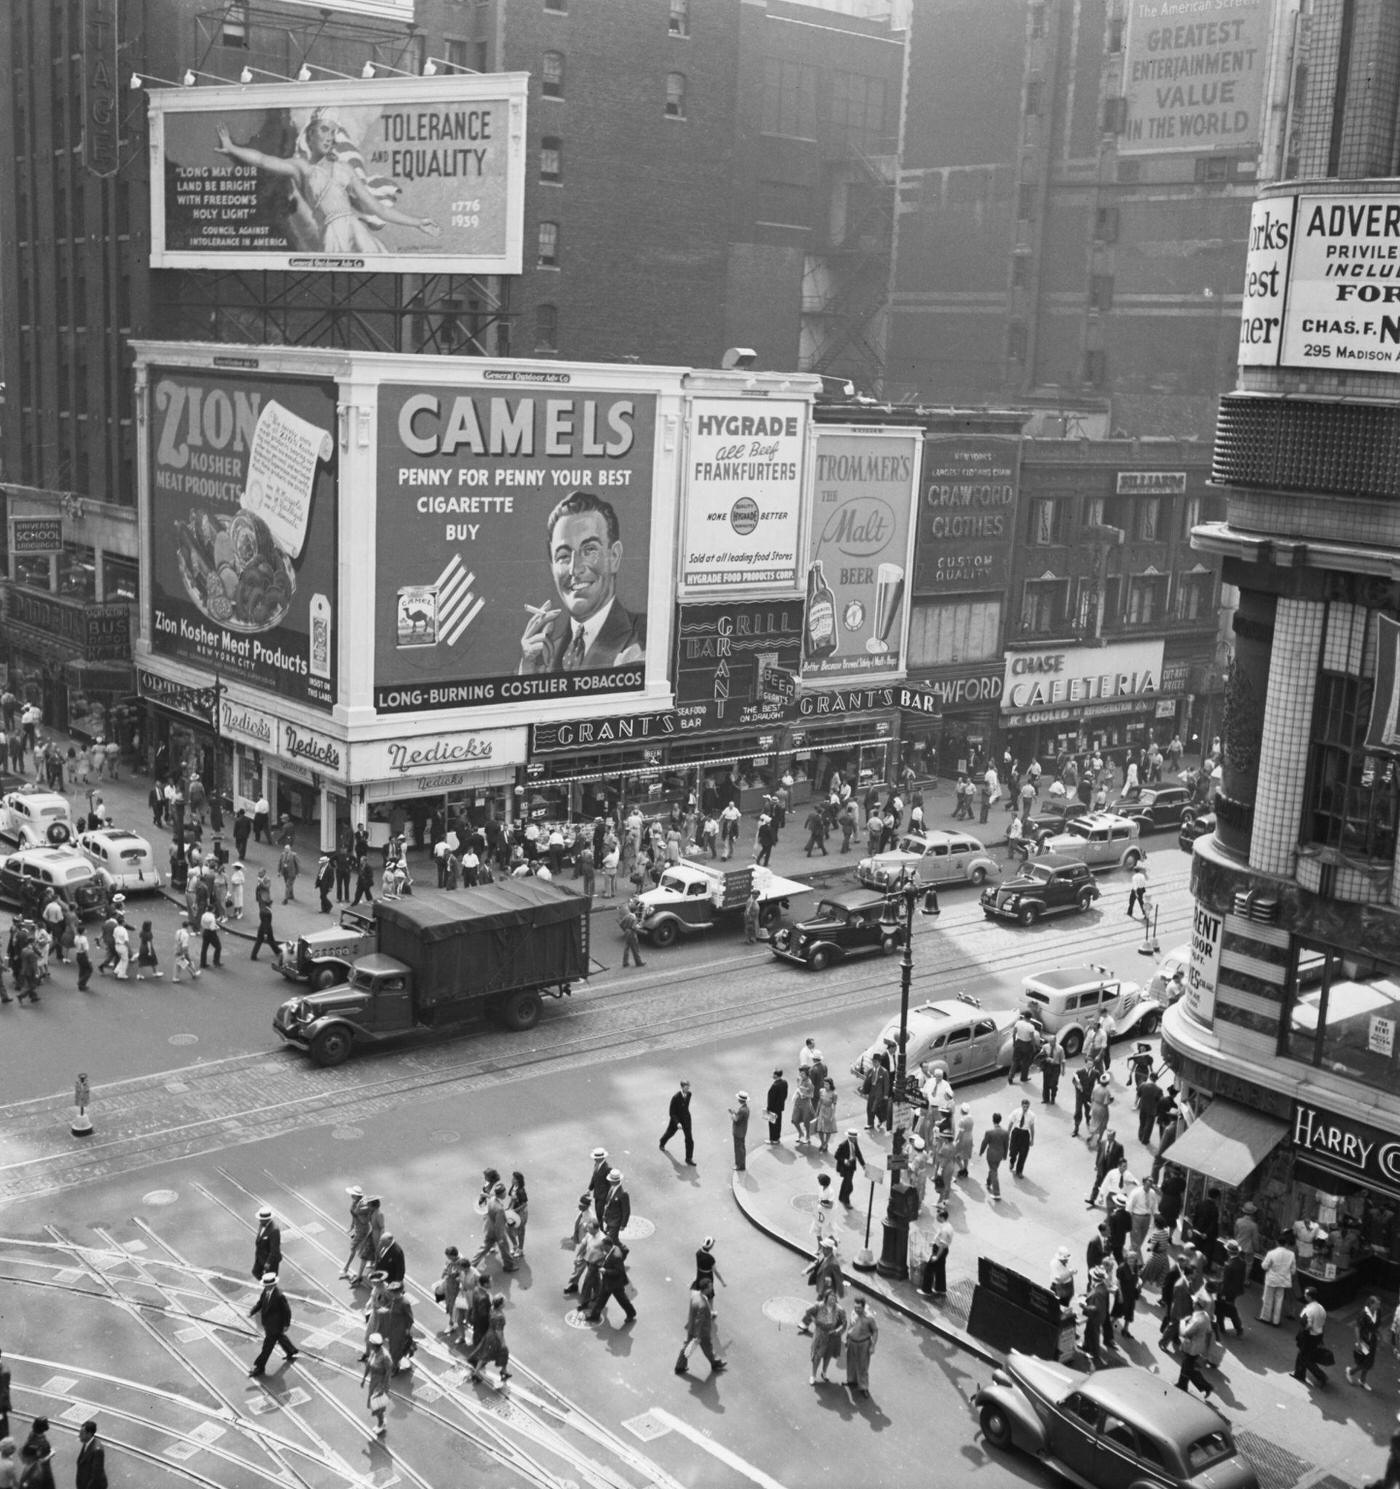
[867,563,905,653]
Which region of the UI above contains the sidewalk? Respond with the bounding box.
[729,1065,1386,1489]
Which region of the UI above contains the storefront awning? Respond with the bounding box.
[1163,1100,1288,1188]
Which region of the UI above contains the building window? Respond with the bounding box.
[545,0,567,11]
[1011,255,1030,289]
[537,221,559,267]
[1103,97,1127,133]
[1030,4,1046,38]
[1302,670,1399,862]
[669,0,689,36]
[665,71,687,118]
[1174,570,1213,621]
[1083,349,1106,386]
[1021,579,1070,635]
[1017,183,1036,220]
[1090,274,1114,312]
[1180,495,1201,539]
[1195,155,1231,183]
[1107,17,1124,51]
[1126,574,1168,623]
[1025,80,1044,116]
[1132,497,1160,542]
[1283,945,1400,1096]
[103,554,139,602]
[831,71,890,144]
[1007,323,1027,361]
[535,303,559,352]
[1029,499,1069,546]
[762,58,818,137]
[542,51,564,98]
[220,0,249,47]
[540,136,562,181]
[445,39,473,72]
[1094,206,1119,243]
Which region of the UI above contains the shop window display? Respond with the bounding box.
[1283,944,1400,1095]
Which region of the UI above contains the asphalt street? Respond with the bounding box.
[9,757,1376,1488]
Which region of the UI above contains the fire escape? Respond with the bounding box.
[800,138,897,395]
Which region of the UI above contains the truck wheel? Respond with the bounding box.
[1016,904,1040,927]
[310,967,339,991]
[880,933,899,956]
[808,947,831,972]
[979,1403,1012,1449]
[498,988,542,1032]
[650,919,679,949]
[310,1027,353,1067]
[1061,1028,1084,1058]
[759,904,783,928]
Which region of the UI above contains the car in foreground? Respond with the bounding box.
[1019,964,1165,1056]
[0,847,107,919]
[0,788,74,849]
[857,830,1001,892]
[1179,811,1216,853]
[1110,785,1197,833]
[1039,812,1142,871]
[974,1350,1258,1489]
[851,994,1016,1085]
[72,828,162,894]
[981,856,1099,926]
[770,888,903,971]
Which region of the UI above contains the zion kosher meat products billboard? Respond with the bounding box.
[374,380,658,715]
[146,368,339,711]
[146,75,526,274]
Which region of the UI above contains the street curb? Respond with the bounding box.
[728,1170,1000,1368]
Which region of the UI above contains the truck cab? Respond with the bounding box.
[273,953,415,1065]
[635,861,804,947]
[276,906,377,988]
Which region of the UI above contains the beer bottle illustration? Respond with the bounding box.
[804,560,838,664]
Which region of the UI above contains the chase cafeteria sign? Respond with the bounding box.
[1002,640,1164,715]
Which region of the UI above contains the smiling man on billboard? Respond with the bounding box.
[519,491,647,674]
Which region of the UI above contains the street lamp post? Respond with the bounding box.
[876,871,938,1280]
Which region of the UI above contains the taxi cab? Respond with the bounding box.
[73,828,162,894]
[851,995,1016,1085]
[0,788,74,849]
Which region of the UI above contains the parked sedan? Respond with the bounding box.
[1179,811,1216,853]
[770,888,903,971]
[851,995,1016,1084]
[981,856,1100,926]
[974,1350,1258,1489]
[73,828,163,894]
[1111,785,1197,833]
[858,830,1001,892]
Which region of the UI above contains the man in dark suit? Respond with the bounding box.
[376,1231,407,1285]
[659,1079,694,1164]
[588,1146,612,1223]
[252,1208,282,1280]
[519,492,647,674]
[248,1273,298,1375]
[75,1419,108,1489]
[601,1169,631,1240]
[834,1128,865,1207]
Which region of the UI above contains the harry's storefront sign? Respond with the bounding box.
[1292,1100,1400,1198]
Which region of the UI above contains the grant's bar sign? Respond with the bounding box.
[531,711,680,756]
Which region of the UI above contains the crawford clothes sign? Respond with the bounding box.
[1119,0,1269,157]
[1240,189,1400,372]
[673,600,803,733]
[681,399,807,590]
[1001,639,1164,714]
[145,366,338,712]
[802,429,918,682]
[913,436,1020,595]
[146,75,527,275]
[1291,1101,1400,1197]
[373,379,658,715]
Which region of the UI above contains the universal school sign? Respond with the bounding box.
[1239,188,1400,372]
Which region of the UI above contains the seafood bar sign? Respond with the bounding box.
[146,368,339,711]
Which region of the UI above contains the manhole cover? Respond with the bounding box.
[331,1126,364,1141]
[563,1308,598,1330]
[622,1412,671,1443]
[762,1295,812,1327]
[619,1216,655,1241]
[143,1189,180,1206]
[790,1193,821,1213]
[430,1129,462,1143]
[168,1034,199,1046]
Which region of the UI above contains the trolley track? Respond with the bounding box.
[0,873,1192,1199]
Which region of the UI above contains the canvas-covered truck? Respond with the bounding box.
[276,907,378,989]
[634,862,806,948]
[272,881,589,1066]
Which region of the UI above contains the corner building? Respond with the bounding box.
[1167,171,1400,1308]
